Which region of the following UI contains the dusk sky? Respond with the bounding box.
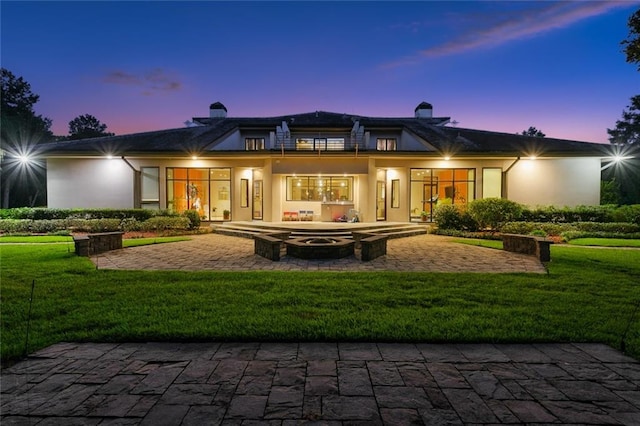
[2,1,639,143]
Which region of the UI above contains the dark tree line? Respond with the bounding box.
[603,7,640,204]
[1,68,113,207]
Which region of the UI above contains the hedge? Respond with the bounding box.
[0,208,162,221]
[561,231,640,241]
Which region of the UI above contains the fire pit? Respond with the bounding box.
[284,237,355,259]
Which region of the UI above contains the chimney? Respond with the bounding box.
[414,102,433,119]
[209,101,227,118]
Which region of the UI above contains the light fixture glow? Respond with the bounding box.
[106,154,114,160]
[443,156,451,161]
[17,154,30,164]
[528,156,537,161]
[191,155,198,160]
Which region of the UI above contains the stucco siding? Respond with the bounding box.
[47,158,134,208]
[507,157,600,207]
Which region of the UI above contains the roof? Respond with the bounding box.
[41,110,608,157]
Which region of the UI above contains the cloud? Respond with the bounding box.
[383,1,634,68]
[103,68,182,95]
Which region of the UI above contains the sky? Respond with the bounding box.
[2,1,639,143]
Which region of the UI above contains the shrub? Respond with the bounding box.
[120,218,142,232]
[0,219,32,233]
[67,219,122,233]
[433,205,460,229]
[0,208,159,221]
[575,222,640,233]
[611,205,640,225]
[529,230,548,237]
[141,216,190,231]
[520,205,616,223]
[501,222,576,236]
[433,204,479,231]
[467,198,523,230]
[181,210,201,230]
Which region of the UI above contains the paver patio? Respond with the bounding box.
[92,233,546,273]
[2,342,639,424]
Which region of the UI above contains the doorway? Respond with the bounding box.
[376,181,386,221]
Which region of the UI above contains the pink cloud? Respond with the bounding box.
[383,1,633,68]
[103,68,182,95]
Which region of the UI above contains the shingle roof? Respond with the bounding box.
[41,110,608,157]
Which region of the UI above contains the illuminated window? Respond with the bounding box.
[376,138,397,151]
[286,176,353,201]
[245,138,265,150]
[410,168,476,221]
[167,167,231,220]
[482,168,502,198]
[295,138,345,151]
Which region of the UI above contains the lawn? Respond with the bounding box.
[1,242,639,363]
[568,238,640,248]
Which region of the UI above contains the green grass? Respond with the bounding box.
[452,238,503,249]
[0,235,74,243]
[568,238,640,248]
[1,243,639,363]
[0,235,189,247]
[123,237,190,247]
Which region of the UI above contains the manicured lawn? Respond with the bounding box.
[1,243,639,363]
[568,238,640,248]
[0,235,189,247]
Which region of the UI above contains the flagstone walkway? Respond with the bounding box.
[91,233,546,273]
[2,342,639,425]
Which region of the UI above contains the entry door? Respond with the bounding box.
[253,180,263,220]
[376,181,386,221]
[422,183,438,221]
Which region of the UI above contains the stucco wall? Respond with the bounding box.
[47,158,134,208]
[507,157,601,207]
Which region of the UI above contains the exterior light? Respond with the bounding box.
[106,154,114,160]
[17,154,31,164]
[191,155,198,160]
[444,156,451,161]
[528,156,537,161]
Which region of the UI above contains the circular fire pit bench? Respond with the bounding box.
[284,237,355,259]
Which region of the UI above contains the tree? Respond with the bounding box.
[521,126,545,138]
[605,95,640,204]
[607,95,640,146]
[1,68,53,208]
[68,114,114,140]
[622,8,640,71]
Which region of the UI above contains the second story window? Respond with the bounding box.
[377,138,397,151]
[245,138,265,150]
[296,138,345,151]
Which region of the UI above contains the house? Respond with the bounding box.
[43,102,607,222]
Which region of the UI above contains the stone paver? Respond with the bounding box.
[91,233,547,273]
[2,342,639,425]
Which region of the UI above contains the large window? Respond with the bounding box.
[140,167,159,210]
[377,138,397,151]
[295,138,345,151]
[410,168,475,221]
[286,176,353,202]
[483,168,502,198]
[167,168,231,220]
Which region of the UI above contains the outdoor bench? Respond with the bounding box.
[501,233,553,262]
[360,235,388,261]
[73,231,124,256]
[254,232,290,261]
[351,231,376,249]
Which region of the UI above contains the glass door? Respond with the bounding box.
[253,180,263,220]
[422,181,438,221]
[376,181,386,221]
